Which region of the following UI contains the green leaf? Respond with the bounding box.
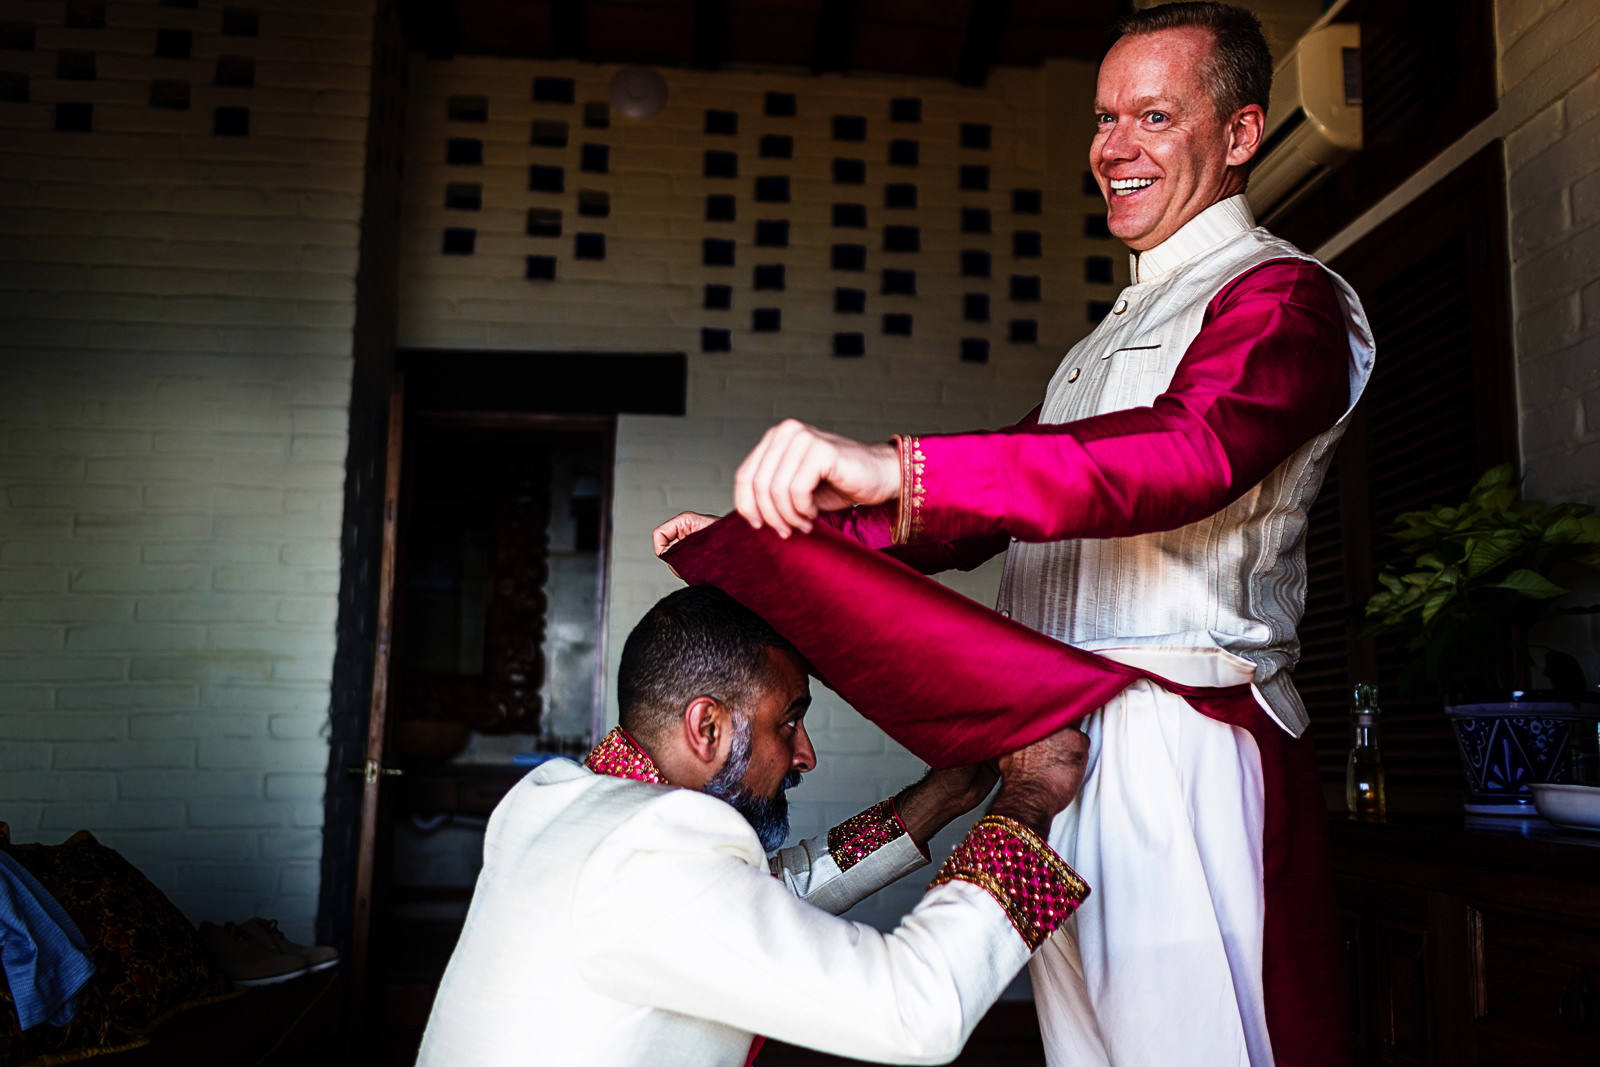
[1420,589,1454,625]
[1488,569,1568,599]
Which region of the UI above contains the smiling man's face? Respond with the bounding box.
[1091,27,1253,252]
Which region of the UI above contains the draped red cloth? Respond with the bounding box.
[662,514,1262,768]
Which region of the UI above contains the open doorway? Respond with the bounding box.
[373,414,614,1063]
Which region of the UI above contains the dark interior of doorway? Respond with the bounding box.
[373,416,613,1066]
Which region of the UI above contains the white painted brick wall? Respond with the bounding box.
[1498,0,1600,680]
[397,58,1126,967]
[0,0,371,940]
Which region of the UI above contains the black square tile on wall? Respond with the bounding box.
[753,264,785,291]
[155,28,191,58]
[881,269,916,296]
[754,176,790,203]
[755,220,789,247]
[529,164,564,192]
[1010,275,1042,302]
[213,106,249,136]
[532,119,568,147]
[883,226,919,253]
[525,255,557,280]
[833,115,866,141]
[835,288,866,313]
[221,6,258,35]
[1009,319,1038,343]
[888,139,918,166]
[526,208,561,236]
[884,184,917,209]
[533,76,575,103]
[448,138,484,165]
[883,313,912,336]
[446,182,482,210]
[760,134,792,159]
[441,227,475,254]
[959,165,989,191]
[1,72,30,103]
[704,284,732,310]
[703,238,736,266]
[54,101,92,131]
[889,97,921,123]
[765,91,797,117]
[833,203,867,228]
[701,327,732,352]
[960,122,992,149]
[752,307,781,332]
[149,79,189,109]
[580,143,609,173]
[574,232,605,260]
[961,208,991,234]
[833,159,866,184]
[705,194,736,222]
[705,109,738,135]
[831,244,866,272]
[705,150,738,179]
[960,338,990,364]
[833,332,865,358]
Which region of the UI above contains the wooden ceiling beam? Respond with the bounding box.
[552,0,585,58]
[954,0,1009,87]
[691,0,727,70]
[398,0,456,59]
[811,0,857,75]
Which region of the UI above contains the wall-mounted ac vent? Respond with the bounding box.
[1247,23,1362,223]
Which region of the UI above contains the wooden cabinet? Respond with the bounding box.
[1331,815,1600,1066]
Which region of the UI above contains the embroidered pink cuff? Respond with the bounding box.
[827,798,920,872]
[892,434,926,545]
[929,815,1089,951]
[584,726,668,785]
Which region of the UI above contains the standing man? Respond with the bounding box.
[655,4,1374,1065]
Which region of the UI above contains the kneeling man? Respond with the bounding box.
[418,587,1091,1066]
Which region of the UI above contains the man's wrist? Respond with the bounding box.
[892,779,963,848]
[987,789,1055,840]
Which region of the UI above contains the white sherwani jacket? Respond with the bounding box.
[417,728,1086,1066]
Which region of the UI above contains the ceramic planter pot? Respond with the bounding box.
[1445,693,1599,814]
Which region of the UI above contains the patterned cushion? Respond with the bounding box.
[0,824,236,1066]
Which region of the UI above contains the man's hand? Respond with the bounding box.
[989,727,1091,839]
[652,511,718,557]
[894,762,1001,849]
[733,419,900,538]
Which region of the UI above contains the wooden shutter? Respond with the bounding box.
[1296,144,1516,799]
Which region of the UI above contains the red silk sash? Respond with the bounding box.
[662,515,1259,767]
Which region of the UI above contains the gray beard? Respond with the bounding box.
[701,714,801,852]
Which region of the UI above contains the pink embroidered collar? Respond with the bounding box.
[584,726,668,785]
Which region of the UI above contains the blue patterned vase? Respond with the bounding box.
[1446,694,1598,814]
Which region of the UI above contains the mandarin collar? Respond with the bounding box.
[1128,193,1256,285]
[583,726,669,785]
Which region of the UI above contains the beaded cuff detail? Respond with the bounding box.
[584,726,668,785]
[828,799,912,872]
[891,435,926,545]
[929,815,1089,951]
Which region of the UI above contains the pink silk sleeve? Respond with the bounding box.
[816,408,1042,573]
[904,259,1350,545]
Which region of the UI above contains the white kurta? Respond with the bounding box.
[999,197,1373,1067]
[416,758,1036,1067]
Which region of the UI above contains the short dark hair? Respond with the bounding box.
[1110,2,1273,120]
[617,586,795,744]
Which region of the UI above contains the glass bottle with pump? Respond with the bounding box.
[1346,682,1386,822]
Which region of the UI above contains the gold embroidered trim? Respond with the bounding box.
[891,435,926,545]
[928,814,1089,951]
[584,726,668,785]
[827,798,908,872]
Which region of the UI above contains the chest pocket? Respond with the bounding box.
[1099,343,1176,414]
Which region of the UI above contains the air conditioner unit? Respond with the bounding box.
[1247,23,1362,222]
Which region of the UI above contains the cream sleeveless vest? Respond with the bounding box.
[996,195,1375,736]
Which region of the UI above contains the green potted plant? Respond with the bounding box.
[1362,464,1600,812]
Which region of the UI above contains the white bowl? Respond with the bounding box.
[1529,783,1600,830]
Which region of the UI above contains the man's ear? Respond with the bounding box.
[1226,103,1266,168]
[681,695,726,767]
